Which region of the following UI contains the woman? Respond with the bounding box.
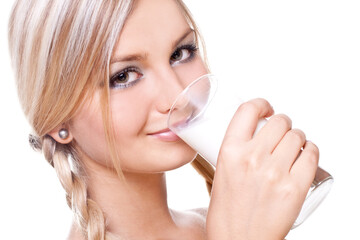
[8,0,318,239]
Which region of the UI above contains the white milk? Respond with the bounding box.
[176,104,237,166]
[170,76,332,229]
[176,104,267,166]
[174,86,267,166]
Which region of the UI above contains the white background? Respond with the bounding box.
[1,0,359,239]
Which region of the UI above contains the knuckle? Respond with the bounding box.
[218,141,244,167]
[247,150,262,169]
[271,114,292,129]
[237,101,259,116]
[288,129,306,144]
[218,140,235,158]
[306,142,320,165]
[312,142,320,155]
[235,98,274,119]
[254,98,271,108]
[263,168,281,183]
[218,153,251,174]
[281,182,301,200]
[218,141,263,172]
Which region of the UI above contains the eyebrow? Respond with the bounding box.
[110,28,195,64]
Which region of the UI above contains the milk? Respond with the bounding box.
[176,105,237,166]
[175,99,267,166]
[173,80,247,165]
[168,74,332,229]
[173,93,331,229]
[172,77,269,167]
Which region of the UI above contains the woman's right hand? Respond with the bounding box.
[206,98,319,240]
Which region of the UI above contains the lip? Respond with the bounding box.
[148,128,181,142]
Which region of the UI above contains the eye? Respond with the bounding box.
[171,49,187,62]
[109,67,143,89]
[170,44,198,66]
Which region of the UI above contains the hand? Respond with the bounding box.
[206,98,319,240]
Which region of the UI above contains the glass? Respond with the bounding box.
[167,74,333,228]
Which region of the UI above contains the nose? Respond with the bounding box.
[151,68,188,114]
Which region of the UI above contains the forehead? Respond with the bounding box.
[114,0,190,54]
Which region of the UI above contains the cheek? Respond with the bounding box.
[70,105,111,166]
[111,97,147,139]
[174,57,208,86]
[69,90,151,170]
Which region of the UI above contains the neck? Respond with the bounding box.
[82,161,178,239]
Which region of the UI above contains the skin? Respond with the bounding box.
[207,101,318,240]
[51,0,208,239]
[49,0,319,239]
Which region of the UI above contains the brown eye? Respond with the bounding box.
[109,67,143,89]
[170,44,198,65]
[171,49,183,62]
[113,72,129,84]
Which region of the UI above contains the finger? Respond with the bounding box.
[271,129,306,172]
[224,98,274,142]
[290,141,319,189]
[253,114,292,153]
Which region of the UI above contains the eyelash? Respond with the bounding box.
[109,67,143,89]
[109,43,198,90]
[170,43,198,65]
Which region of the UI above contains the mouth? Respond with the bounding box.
[148,128,181,142]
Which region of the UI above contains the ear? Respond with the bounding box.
[48,126,73,144]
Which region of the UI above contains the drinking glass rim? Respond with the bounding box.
[167,73,218,131]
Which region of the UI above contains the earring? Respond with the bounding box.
[58,128,69,140]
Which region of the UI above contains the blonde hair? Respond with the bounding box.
[8,0,214,239]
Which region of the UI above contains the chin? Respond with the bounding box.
[124,143,197,173]
[155,144,198,171]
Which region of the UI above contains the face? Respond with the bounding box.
[68,0,208,173]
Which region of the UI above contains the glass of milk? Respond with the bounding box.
[167,74,333,228]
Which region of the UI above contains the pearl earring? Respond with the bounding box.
[58,129,69,139]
